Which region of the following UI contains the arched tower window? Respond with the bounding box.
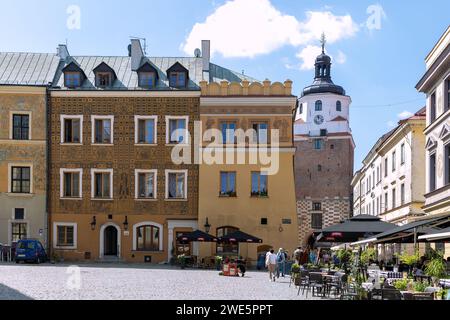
[336,101,342,112]
[315,100,323,111]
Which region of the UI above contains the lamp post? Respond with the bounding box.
[90,216,97,231]
[204,217,211,234]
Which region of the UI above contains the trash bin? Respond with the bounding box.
[223,263,238,276]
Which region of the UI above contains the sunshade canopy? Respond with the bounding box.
[418,226,450,241]
[316,215,397,243]
[176,230,218,243]
[218,230,263,243]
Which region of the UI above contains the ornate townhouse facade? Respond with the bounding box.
[197,79,299,263]
[0,53,59,248]
[294,45,354,246]
[416,25,450,255]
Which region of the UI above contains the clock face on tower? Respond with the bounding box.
[314,115,324,125]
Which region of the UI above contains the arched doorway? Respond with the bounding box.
[99,223,121,258]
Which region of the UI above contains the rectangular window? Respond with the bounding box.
[392,188,396,209]
[63,118,81,143]
[312,202,322,211]
[65,72,81,88]
[137,118,156,144]
[320,129,327,137]
[220,172,236,197]
[392,151,396,172]
[137,171,156,199]
[63,172,80,198]
[14,208,25,220]
[313,139,323,150]
[57,226,74,247]
[446,144,450,186]
[430,92,436,123]
[252,122,268,144]
[169,72,186,87]
[11,167,31,194]
[12,114,29,140]
[96,72,112,87]
[221,122,236,144]
[430,153,436,192]
[11,223,27,243]
[167,171,186,199]
[384,192,388,212]
[401,183,405,205]
[94,172,112,199]
[168,118,187,144]
[251,172,268,197]
[94,118,112,144]
[401,143,406,165]
[384,158,388,177]
[447,79,450,112]
[139,72,156,88]
[311,213,323,229]
[372,171,375,189]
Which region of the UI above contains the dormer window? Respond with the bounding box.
[96,72,112,87]
[93,62,116,88]
[65,72,81,88]
[139,72,156,88]
[167,62,189,88]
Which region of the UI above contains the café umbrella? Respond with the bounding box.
[218,230,263,243]
[316,215,397,243]
[176,230,218,243]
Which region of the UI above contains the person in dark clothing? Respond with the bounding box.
[237,256,246,277]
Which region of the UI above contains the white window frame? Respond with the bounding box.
[7,163,33,194]
[165,169,188,200]
[60,168,83,199]
[165,116,189,145]
[53,222,77,250]
[134,115,158,145]
[135,169,158,200]
[132,221,164,251]
[91,169,113,200]
[9,111,32,140]
[91,115,114,145]
[60,115,83,144]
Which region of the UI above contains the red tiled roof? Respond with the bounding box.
[330,116,348,122]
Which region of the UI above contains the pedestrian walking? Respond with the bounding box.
[276,248,286,278]
[293,246,302,264]
[266,249,277,282]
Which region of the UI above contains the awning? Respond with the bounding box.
[418,226,450,241]
[176,230,218,243]
[316,215,397,243]
[351,214,450,245]
[218,230,263,243]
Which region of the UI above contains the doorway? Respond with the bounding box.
[104,226,118,256]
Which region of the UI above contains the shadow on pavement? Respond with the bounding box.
[0,283,33,300]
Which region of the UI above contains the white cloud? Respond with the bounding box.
[398,111,413,119]
[181,0,358,66]
[335,50,347,64]
[296,45,322,70]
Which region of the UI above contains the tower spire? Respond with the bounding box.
[320,32,326,53]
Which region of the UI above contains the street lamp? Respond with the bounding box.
[90,216,97,231]
[204,217,211,234]
[123,216,129,231]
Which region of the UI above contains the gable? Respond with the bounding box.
[62,61,84,74]
[426,137,437,150]
[93,62,117,78]
[167,61,189,75]
[137,62,159,78]
[439,123,450,141]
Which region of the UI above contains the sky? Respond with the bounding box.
[1,0,449,169]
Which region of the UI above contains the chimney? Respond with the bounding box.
[201,40,210,72]
[57,44,70,61]
[130,39,144,71]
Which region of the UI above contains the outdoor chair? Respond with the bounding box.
[302,272,325,298]
[296,270,309,295]
[381,288,403,300]
[289,270,300,288]
[328,273,348,298]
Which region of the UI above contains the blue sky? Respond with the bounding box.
[1,0,449,168]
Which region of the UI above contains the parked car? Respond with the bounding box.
[15,239,47,264]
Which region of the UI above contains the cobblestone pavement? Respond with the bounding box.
[0,263,331,300]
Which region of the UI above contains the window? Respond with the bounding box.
[384,158,388,177]
[135,170,156,199]
[12,114,29,140]
[252,122,268,144]
[251,172,268,197]
[175,231,191,256]
[311,213,323,229]
[11,167,31,194]
[392,188,396,209]
[96,72,112,87]
[221,122,236,144]
[136,225,160,251]
[139,72,156,88]
[135,116,157,144]
[57,225,74,247]
[169,72,186,88]
[429,153,436,192]
[61,169,81,198]
[430,92,436,123]
[92,116,113,144]
[216,227,239,255]
[14,208,25,220]
[314,139,323,150]
[320,129,327,137]
[336,101,342,112]
[61,116,82,144]
[167,116,188,144]
[11,223,27,243]
[318,165,322,172]
[64,72,81,88]
[91,170,113,199]
[312,202,322,211]
[261,218,268,225]
[220,172,236,197]
[445,144,450,185]
[372,171,375,189]
[166,170,187,199]
[401,183,405,205]
[315,100,323,111]
[384,193,388,212]
[299,104,303,114]
[446,79,450,112]
[392,151,396,172]
[401,143,406,165]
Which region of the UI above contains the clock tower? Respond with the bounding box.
[293,36,355,246]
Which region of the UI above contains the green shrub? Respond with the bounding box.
[394,279,410,291]
[425,254,447,279]
[360,248,376,265]
[413,281,427,293]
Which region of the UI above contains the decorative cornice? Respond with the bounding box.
[50,90,201,98]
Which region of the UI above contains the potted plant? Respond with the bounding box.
[215,256,223,271]
[395,251,419,276]
[424,253,447,285]
[394,278,410,291]
[177,254,187,269]
[413,281,427,293]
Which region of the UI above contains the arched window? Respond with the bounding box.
[315,100,322,111]
[136,225,160,251]
[336,101,342,112]
[216,226,239,256]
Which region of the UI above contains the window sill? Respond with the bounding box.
[135,143,157,147]
[91,198,114,201]
[60,143,83,146]
[91,143,114,146]
[53,246,77,250]
[6,193,34,197]
[60,197,82,201]
[166,143,189,147]
[135,198,158,202]
[165,198,188,202]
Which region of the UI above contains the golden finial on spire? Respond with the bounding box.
[320,32,326,53]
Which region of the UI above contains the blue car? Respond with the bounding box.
[15,239,47,264]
